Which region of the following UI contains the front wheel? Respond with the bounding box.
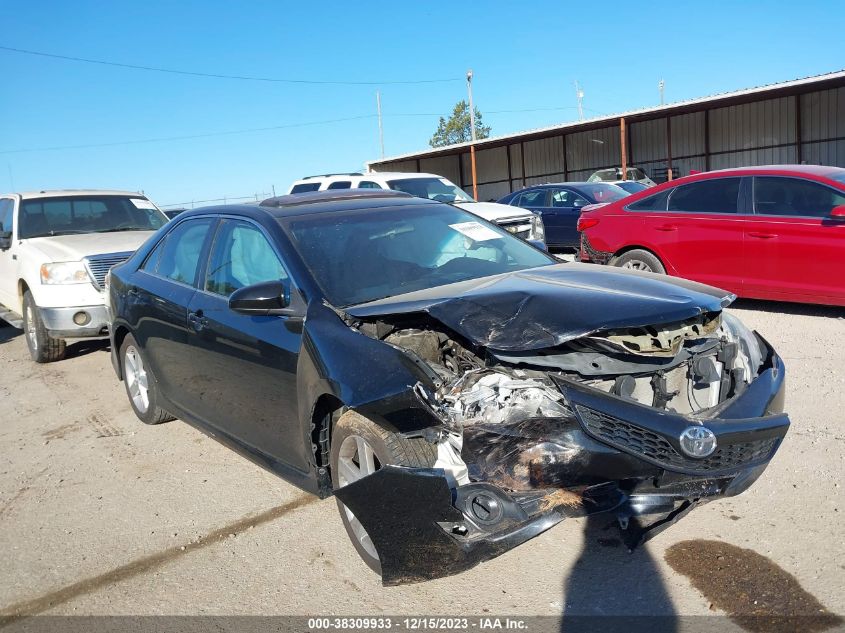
[330,410,437,574]
[120,333,174,425]
[22,291,66,363]
[611,249,666,274]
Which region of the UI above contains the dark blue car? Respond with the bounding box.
[498,182,629,249]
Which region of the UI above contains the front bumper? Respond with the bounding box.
[39,305,109,338]
[337,338,789,585]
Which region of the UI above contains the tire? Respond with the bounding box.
[330,410,437,574]
[119,333,174,425]
[612,249,666,274]
[22,291,66,363]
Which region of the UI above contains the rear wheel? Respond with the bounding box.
[612,249,666,274]
[330,410,437,573]
[22,291,66,363]
[120,333,174,425]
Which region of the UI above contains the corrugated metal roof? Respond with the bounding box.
[367,69,845,168]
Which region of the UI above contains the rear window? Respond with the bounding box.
[290,183,321,194]
[667,178,741,214]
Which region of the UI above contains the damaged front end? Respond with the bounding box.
[334,273,789,585]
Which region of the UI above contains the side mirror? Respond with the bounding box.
[0,230,11,251]
[228,280,290,315]
[830,205,845,218]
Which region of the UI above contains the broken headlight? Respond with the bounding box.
[440,369,570,426]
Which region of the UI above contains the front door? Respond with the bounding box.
[743,176,845,303]
[184,219,308,472]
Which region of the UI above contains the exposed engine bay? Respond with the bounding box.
[334,265,790,585]
[359,309,769,494]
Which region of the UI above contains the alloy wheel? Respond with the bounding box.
[24,305,37,352]
[337,434,381,561]
[124,345,150,413]
[622,260,653,272]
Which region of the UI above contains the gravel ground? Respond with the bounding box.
[0,300,843,625]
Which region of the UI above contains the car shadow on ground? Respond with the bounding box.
[731,298,844,318]
[0,323,23,344]
[561,514,677,632]
[64,338,110,360]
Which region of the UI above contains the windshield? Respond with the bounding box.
[386,177,475,203]
[578,183,630,203]
[282,204,554,307]
[830,171,845,185]
[588,168,647,183]
[18,196,168,239]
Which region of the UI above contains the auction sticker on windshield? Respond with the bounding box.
[131,198,158,209]
[449,221,501,242]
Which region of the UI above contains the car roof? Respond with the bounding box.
[13,189,148,200]
[186,189,435,220]
[291,172,441,184]
[702,164,845,177]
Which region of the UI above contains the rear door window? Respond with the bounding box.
[667,178,741,214]
[515,190,547,207]
[155,218,214,286]
[753,177,845,218]
[290,183,321,193]
[327,181,352,190]
[357,181,382,189]
[0,199,13,233]
[627,189,671,211]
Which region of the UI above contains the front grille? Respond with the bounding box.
[575,404,779,474]
[497,217,533,240]
[84,251,133,290]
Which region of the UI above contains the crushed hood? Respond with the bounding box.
[346,263,734,352]
[22,231,157,262]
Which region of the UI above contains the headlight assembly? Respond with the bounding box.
[40,261,91,285]
[529,214,545,242]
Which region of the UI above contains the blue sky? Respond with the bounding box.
[1,0,843,207]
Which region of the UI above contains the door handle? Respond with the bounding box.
[187,310,208,331]
[748,232,778,239]
[655,224,677,232]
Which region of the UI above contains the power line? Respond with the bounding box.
[0,107,610,155]
[159,193,273,208]
[0,115,377,154]
[0,45,463,86]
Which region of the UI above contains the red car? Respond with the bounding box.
[578,165,845,306]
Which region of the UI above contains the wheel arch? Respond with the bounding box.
[111,323,132,380]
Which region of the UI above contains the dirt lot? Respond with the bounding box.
[1,300,843,625]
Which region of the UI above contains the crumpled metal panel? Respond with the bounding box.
[346,263,732,352]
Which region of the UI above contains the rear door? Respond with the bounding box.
[131,217,216,405]
[0,198,16,310]
[744,176,845,303]
[184,219,309,472]
[640,177,746,293]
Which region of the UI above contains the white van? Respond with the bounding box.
[287,172,545,247]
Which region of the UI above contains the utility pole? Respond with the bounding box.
[575,81,584,121]
[467,69,478,200]
[376,90,385,159]
[659,79,665,106]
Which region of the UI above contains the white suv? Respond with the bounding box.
[288,172,546,246]
[0,190,168,362]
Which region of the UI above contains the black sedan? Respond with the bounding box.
[108,189,789,585]
[498,182,629,249]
